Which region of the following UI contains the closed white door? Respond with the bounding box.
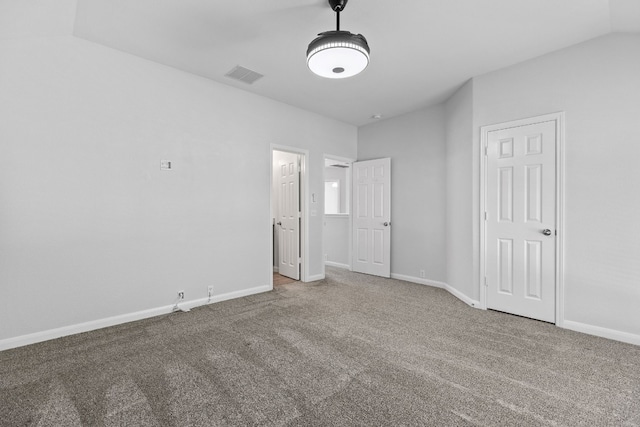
[352,158,391,278]
[277,152,300,280]
[486,120,557,322]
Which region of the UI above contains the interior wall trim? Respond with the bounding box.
[0,285,271,352]
[391,273,445,288]
[444,284,481,309]
[392,273,482,309]
[562,320,640,347]
[325,261,350,270]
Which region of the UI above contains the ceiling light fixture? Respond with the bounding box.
[306,0,370,79]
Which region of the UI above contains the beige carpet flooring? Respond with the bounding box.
[1,267,639,426]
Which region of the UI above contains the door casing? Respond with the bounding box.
[479,112,565,326]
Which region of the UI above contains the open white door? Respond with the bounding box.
[276,152,300,280]
[485,119,557,322]
[352,158,391,278]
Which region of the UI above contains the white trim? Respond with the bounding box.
[479,112,566,325]
[273,266,279,273]
[270,145,310,285]
[444,284,481,309]
[391,273,445,288]
[0,285,271,352]
[563,320,640,347]
[555,115,566,327]
[325,261,350,270]
[391,274,481,308]
[307,274,325,282]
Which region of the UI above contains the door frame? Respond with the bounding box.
[270,144,309,287]
[479,112,566,326]
[322,154,355,276]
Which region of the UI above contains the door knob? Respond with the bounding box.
[277,221,282,226]
[383,222,390,227]
[542,229,552,236]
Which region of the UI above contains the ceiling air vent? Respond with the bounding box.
[224,65,264,85]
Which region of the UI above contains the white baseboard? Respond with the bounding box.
[273,266,279,273]
[390,273,445,288]
[562,320,640,346]
[444,284,481,309]
[0,284,271,352]
[325,261,350,270]
[390,274,480,309]
[306,274,325,282]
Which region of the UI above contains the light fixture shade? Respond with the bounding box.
[306,31,370,79]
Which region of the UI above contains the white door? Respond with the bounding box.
[352,158,391,278]
[486,120,557,322]
[277,152,300,280]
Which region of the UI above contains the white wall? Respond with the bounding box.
[358,107,447,282]
[444,80,476,300]
[0,35,356,345]
[473,33,640,339]
[323,216,350,268]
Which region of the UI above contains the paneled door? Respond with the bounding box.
[277,152,300,280]
[486,120,557,322]
[352,158,391,278]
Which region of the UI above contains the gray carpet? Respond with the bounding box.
[1,268,639,426]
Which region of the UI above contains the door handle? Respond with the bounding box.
[277,221,282,226]
[383,222,390,227]
[542,229,552,236]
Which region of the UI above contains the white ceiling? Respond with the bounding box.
[65,0,640,126]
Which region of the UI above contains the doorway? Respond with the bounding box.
[271,146,308,286]
[323,155,354,273]
[480,113,565,324]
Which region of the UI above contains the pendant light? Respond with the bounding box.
[306,0,370,79]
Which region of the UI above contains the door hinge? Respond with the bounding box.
[484,211,487,221]
[484,145,488,156]
[484,277,488,287]
[298,257,302,264]
[298,211,301,218]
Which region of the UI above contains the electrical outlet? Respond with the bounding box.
[419,270,425,279]
[178,291,185,300]
[207,286,214,297]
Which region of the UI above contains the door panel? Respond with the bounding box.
[276,152,300,280]
[486,120,556,322]
[498,167,513,222]
[356,229,368,262]
[352,158,391,278]
[525,240,542,299]
[497,238,513,294]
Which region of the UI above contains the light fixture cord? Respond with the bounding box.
[336,8,340,31]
